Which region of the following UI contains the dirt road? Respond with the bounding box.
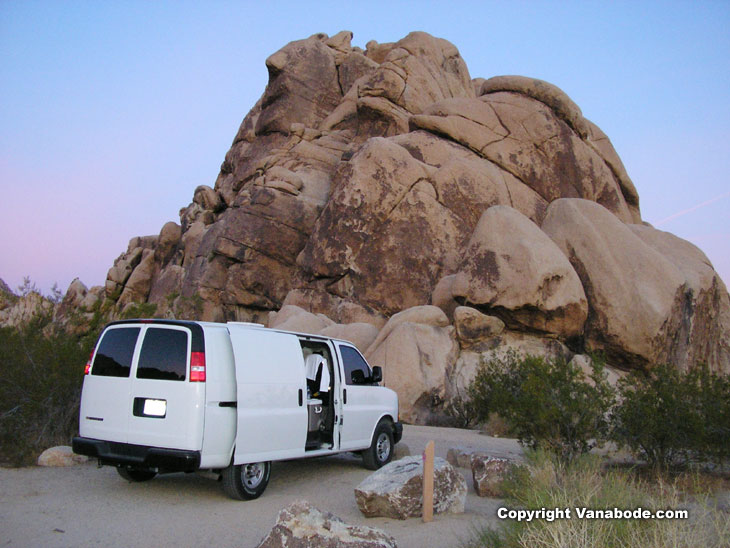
[0,426,522,548]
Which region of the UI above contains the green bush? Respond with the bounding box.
[120,301,158,319]
[172,293,204,320]
[695,366,730,465]
[0,317,93,466]
[467,352,615,461]
[612,363,730,469]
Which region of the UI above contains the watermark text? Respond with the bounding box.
[497,506,688,521]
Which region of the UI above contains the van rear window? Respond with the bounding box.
[136,328,188,381]
[92,327,140,378]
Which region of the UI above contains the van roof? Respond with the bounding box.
[105,319,206,352]
[262,327,355,347]
[104,319,356,347]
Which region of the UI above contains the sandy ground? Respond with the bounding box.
[0,425,522,548]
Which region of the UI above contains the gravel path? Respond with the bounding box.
[0,426,521,548]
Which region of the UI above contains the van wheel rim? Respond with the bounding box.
[243,463,264,488]
[376,433,391,462]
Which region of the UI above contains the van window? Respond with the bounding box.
[91,327,140,378]
[340,345,371,385]
[136,328,188,381]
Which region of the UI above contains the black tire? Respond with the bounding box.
[221,461,271,500]
[362,420,394,470]
[117,466,157,482]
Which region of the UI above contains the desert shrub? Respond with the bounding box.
[467,352,615,461]
[612,364,730,469]
[462,450,730,548]
[120,301,158,319]
[167,293,204,320]
[691,366,730,466]
[445,388,479,428]
[0,317,93,465]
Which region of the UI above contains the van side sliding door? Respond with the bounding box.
[229,326,308,463]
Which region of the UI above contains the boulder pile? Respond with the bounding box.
[3,30,728,423]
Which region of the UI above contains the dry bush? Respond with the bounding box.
[463,451,730,548]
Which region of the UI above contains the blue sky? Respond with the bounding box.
[1,1,728,294]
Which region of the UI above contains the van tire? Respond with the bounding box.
[221,461,271,500]
[362,420,394,470]
[117,466,157,482]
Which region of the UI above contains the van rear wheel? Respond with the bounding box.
[222,461,271,500]
[362,420,394,470]
[117,466,157,482]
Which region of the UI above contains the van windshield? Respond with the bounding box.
[91,327,140,378]
[136,328,188,381]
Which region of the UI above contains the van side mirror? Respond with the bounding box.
[371,366,382,383]
[350,369,366,384]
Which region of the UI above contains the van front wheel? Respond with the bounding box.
[222,461,271,500]
[362,420,394,470]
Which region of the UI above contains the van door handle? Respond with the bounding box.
[343,388,347,405]
[298,389,303,406]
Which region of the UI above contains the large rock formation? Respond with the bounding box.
[7,30,728,423]
[107,29,650,327]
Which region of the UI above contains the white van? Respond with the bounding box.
[72,319,402,500]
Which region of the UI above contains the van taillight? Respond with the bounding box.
[190,351,206,382]
[84,350,94,375]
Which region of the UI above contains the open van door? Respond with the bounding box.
[228,325,307,463]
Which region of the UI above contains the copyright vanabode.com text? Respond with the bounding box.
[497,507,688,522]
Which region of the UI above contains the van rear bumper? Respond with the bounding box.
[72,437,200,473]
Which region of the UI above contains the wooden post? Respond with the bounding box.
[422,440,434,523]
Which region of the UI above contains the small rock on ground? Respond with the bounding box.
[257,500,397,548]
[37,446,88,467]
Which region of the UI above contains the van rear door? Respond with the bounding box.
[229,325,307,463]
[126,325,205,451]
[79,325,141,443]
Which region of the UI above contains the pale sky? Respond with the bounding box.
[1,1,728,295]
